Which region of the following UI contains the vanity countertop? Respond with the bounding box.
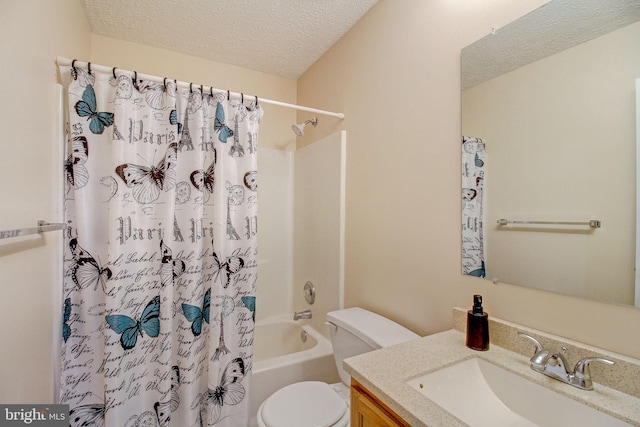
[343,311,640,427]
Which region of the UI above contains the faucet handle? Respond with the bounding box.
[573,357,614,390]
[518,332,549,370]
[518,332,543,352]
[574,357,614,378]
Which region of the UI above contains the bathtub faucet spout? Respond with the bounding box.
[293,310,312,320]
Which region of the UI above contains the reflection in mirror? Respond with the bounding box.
[461,0,640,307]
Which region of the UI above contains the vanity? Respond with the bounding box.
[345,308,640,426]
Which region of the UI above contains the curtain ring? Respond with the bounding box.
[200,84,203,94]
[241,93,244,104]
[163,77,167,90]
[227,90,230,101]
[210,87,214,97]
[87,62,92,75]
[132,71,138,90]
[112,67,117,79]
[255,96,259,106]
[189,83,193,93]
[71,59,78,79]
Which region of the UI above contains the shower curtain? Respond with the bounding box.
[59,65,261,426]
[462,136,486,278]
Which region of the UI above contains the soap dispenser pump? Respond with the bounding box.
[466,294,489,351]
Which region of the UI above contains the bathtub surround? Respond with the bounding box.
[256,149,295,320]
[257,132,345,333]
[59,64,262,426]
[293,131,347,338]
[248,135,345,422]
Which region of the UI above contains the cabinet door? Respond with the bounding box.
[351,379,411,427]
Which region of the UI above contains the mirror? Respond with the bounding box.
[461,0,640,307]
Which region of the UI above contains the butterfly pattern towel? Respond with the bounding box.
[59,64,262,427]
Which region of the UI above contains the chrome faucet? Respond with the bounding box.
[518,332,614,390]
[293,310,312,320]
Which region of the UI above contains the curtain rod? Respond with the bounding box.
[56,56,345,119]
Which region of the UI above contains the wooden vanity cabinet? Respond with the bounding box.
[350,379,411,427]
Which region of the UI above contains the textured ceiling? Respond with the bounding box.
[462,0,640,89]
[83,0,378,80]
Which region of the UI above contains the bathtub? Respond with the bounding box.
[249,315,340,422]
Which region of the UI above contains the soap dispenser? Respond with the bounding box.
[466,294,489,351]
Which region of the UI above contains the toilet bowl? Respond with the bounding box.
[255,307,419,427]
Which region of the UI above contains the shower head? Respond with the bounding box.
[291,118,318,136]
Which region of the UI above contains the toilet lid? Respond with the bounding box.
[261,381,348,427]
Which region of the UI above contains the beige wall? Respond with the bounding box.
[298,0,640,359]
[0,0,91,402]
[464,21,640,305]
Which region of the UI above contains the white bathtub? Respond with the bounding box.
[249,315,340,422]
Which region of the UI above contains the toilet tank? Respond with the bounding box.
[326,307,420,385]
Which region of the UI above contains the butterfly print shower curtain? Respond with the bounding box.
[461,136,486,278]
[59,65,262,427]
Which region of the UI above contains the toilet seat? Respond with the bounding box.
[257,381,349,427]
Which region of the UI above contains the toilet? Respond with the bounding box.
[256,307,420,427]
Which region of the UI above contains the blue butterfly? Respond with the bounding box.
[105,296,160,350]
[241,296,256,322]
[169,109,183,134]
[468,261,486,278]
[75,84,114,134]
[182,289,211,336]
[214,102,233,143]
[475,152,484,168]
[62,298,71,342]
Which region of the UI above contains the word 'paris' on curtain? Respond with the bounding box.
[462,136,486,278]
[59,65,262,427]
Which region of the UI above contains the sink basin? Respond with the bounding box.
[407,358,631,427]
